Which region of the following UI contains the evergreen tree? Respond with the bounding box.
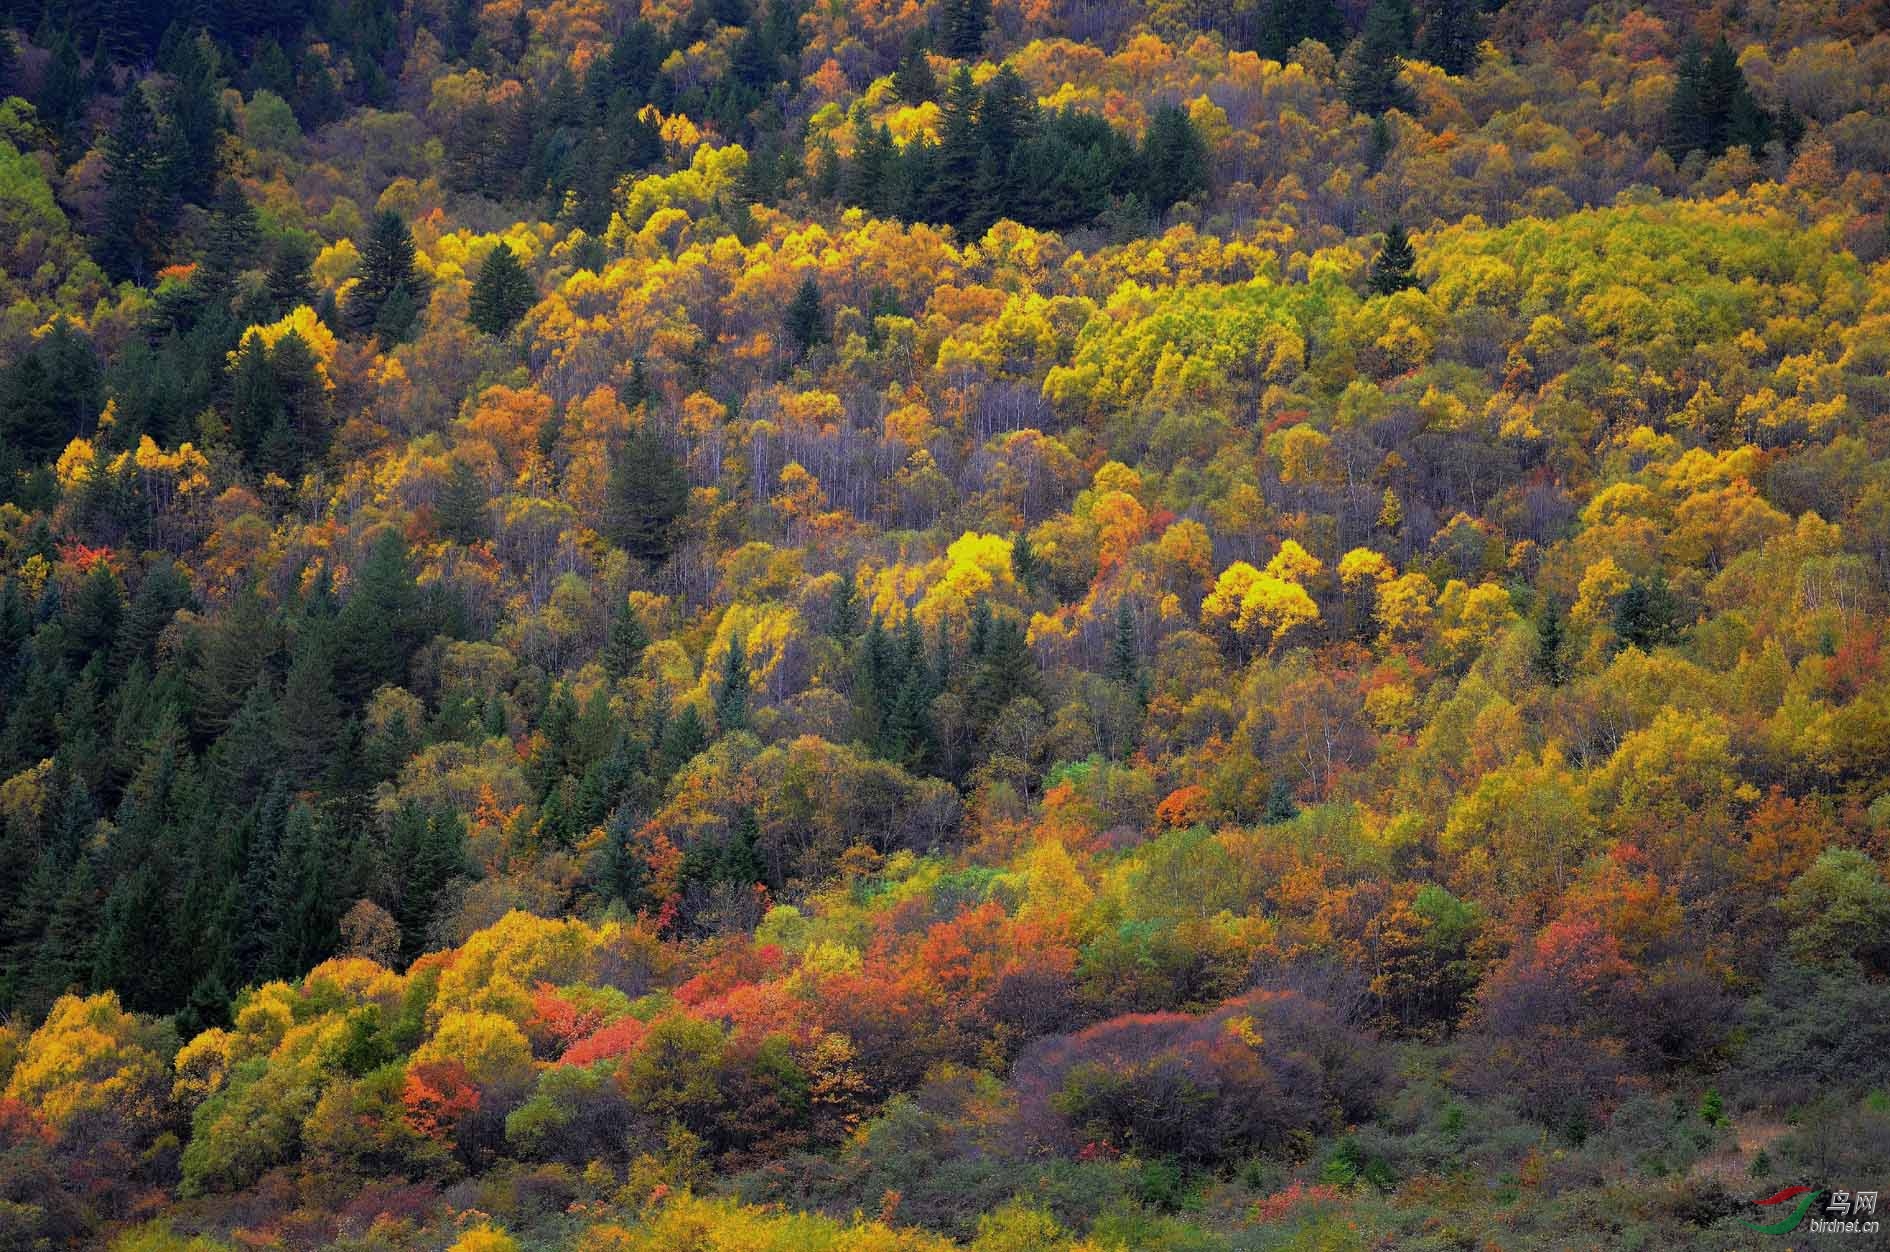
[1106,599,1140,688]
[38,33,85,148]
[1368,221,1421,295]
[468,241,536,336]
[603,423,690,565]
[1342,0,1413,116]
[1140,103,1209,215]
[893,35,937,104]
[436,458,488,543]
[99,83,162,281]
[348,210,422,340]
[279,630,341,785]
[1416,0,1481,76]
[0,30,17,99]
[784,274,828,357]
[604,603,650,680]
[1666,37,1776,161]
[1533,597,1567,687]
[714,635,750,733]
[1264,777,1299,823]
[1011,532,1039,594]
[657,703,708,776]
[267,234,317,313]
[831,570,861,637]
[943,0,990,59]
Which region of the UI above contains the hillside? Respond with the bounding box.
[2,0,1890,1248]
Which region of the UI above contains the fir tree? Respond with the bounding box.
[1107,600,1141,688]
[658,703,709,776]
[468,241,536,336]
[436,458,488,543]
[267,234,317,313]
[1368,221,1421,295]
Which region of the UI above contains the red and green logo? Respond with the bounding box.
[1747,1185,1823,1235]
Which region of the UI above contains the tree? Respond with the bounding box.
[468,242,536,337]
[714,636,750,733]
[437,458,488,542]
[943,0,990,60]
[99,83,162,281]
[199,180,261,299]
[1368,222,1420,295]
[893,37,937,104]
[604,604,650,680]
[1533,597,1567,686]
[1342,0,1412,117]
[784,274,828,358]
[1416,0,1481,76]
[1140,104,1209,215]
[604,424,690,565]
[1666,37,1775,162]
[349,210,422,341]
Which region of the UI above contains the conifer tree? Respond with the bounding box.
[784,274,828,357]
[1141,103,1209,214]
[893,35,937,104]
[1368,221,1421,295]
[604,603,650,680]
[715,635,751,733]
[1342,0,1413,116]
[468,241,536,336]
[99,83,161,281]
[1416,0,1482,76]
[437,458,488,543]
[348,210,422,341]
[943,0,990,59]
[604,423,690,565]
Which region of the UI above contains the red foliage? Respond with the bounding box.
[401,1060,481,1141]
[560,1016,650,1066]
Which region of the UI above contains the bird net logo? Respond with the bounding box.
[1747,1186,1880,1236]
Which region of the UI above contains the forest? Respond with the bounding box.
[1,0,1889,1247]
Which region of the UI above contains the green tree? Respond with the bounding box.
[714,635,751,734]
[603,423,690,565]
[348,210,422,341]
[943,0,990,59]
[784,274,828,358]
[1368,221,1420,295]
[893,35,937,104]
[604,604,650,680]
[1140,103,1209,215]
[1416,0,1481,76]
[1342,0,1412,116]
[99,82,162,281]
[468,241,536,336]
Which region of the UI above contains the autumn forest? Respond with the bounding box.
[1,0,1889,1247]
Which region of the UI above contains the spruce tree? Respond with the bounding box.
[468,241,536,336]
[436,458,488,543]
[784,274,828,357]
[1107,599,1140,688]
[1368,221,1421,295]
[893,35,937,104]
[1342,0,1413,116]
[1140,103,1209,215]
[1416,0,1481,76]
[603,423,690,565]
[714,635,750,733]
[943,0,990,59]
[604,604,650,680]
[1533,597,1567,687]
[267,235,317,313]
[348,210,422,341]
[99,83,161,281]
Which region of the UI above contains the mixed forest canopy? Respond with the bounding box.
[1,0,1890,1247]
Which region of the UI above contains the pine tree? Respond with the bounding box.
[348,210,422,340]
[604,603,650,680]
[831,570,860,637]
[1342,0,1413,116]
[785,273,829,358]
[198,180,261,300]
[714,635,750,733]
[1416,0,1481,76]
[603,423,690,565]
[468,241,536,336]
[658,704,708,776]
[279,629,341,785]
[1368,222,1420,295]
[1264,777,1299,823]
